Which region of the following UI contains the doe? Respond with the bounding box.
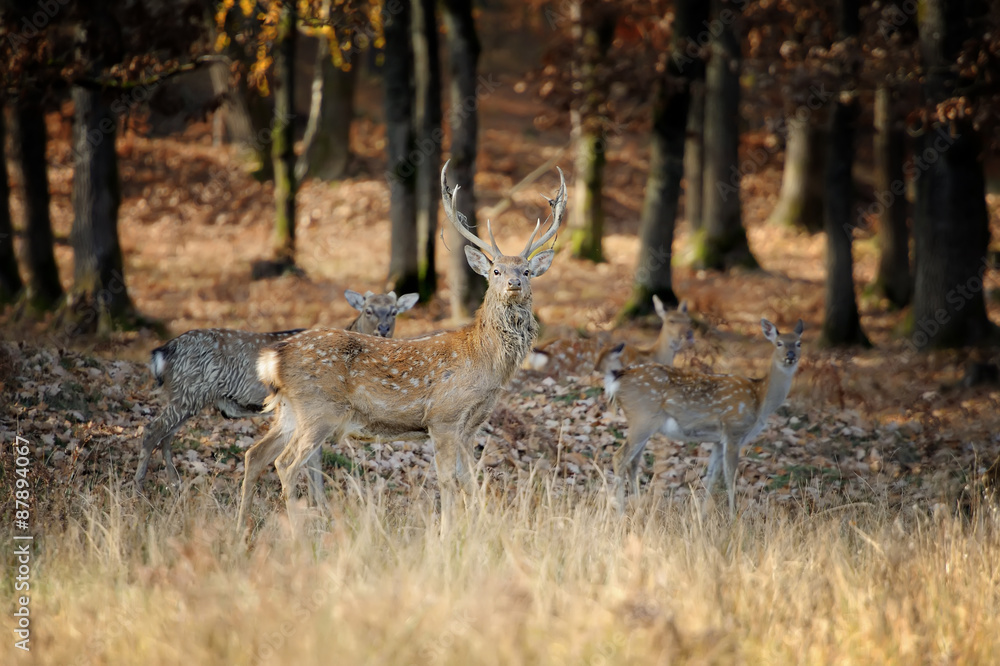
[600,318,804,515]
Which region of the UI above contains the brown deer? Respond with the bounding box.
[236,162,566,529]
[345,290,419,337]
[599,318,804,516]
[134,290,416,489]
[526,297,694,375]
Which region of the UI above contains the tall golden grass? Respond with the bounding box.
[4,476,1000,665]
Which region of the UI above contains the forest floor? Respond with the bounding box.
[3,74,1000,508]
[3,66,1000,664]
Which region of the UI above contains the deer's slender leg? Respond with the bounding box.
[275,420,338,527]
[613,418,659,507]
[135,404,193,487]
[237,415,294,531]
[305,448,325,507]
[722,432,741,518]
[703,443,723,494]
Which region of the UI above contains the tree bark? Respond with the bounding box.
[694,0,756,271]
[296,29,357,182]
[271,1,296,268]
[911,0,995,349]
[14,92,63,310]
[767,117,826,233]
[820,0,867,347]
[442,0,485,318]
[0,102,24,303]
[217,6,274,176]
[872,85,911,308]
[569,118,606,262]
[412,0,442,301]
[821,100,869,346]
[567,1,615,263]
[620,0,707,318]
[683,79,705,231]
[68,86,133,332]
[384,0,420,296]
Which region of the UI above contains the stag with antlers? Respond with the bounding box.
[236,162,566,530]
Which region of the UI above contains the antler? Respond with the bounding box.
[441,160,501,257]
[521,167,567,258]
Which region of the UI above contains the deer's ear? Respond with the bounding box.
[761,318,778,342]
[396,293,419,312]
[345,290,366,311]
[528,250,554,277]
[794,319,805,336]
[652,294,666,317]
[465,246,492,276]
[678,300,688,314]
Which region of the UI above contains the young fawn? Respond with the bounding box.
[600,318,804,515]
[134,290,416,488]
[236,162,566,529]
[345,290,419,337]
[526,297,693,375]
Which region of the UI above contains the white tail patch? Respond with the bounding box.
[257,348,281,388]
[525,350,550,371]
[150,350,167,381]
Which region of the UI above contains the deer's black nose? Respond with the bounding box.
[378,324,392,336]
[508,277,522,289]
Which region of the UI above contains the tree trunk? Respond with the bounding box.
[0,102,24,303]
[872,85,911,308]
[271,2,296,268]
[412,0,442,301]
[567,2,615,263]
[384,0,420,296]
[569,116,606,262]
[821,100,869,346]
[217,6,274,176]
[296,29,357,182]
[14,92,63,310]
[442,0,484,318]
[767,117,826,233]
[683,79,705,231]
[911,0,995,349]
[620,0,707,318]
[68,86,133,332]
[694,0,756,271]
[821,0,867,347]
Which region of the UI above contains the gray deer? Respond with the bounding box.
[134,290,418,488]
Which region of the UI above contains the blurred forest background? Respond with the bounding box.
[6,4,1000,661]
[2,0,1000,496]
[0,0,998,347]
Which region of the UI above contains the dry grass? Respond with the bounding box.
[4,477,1000,664]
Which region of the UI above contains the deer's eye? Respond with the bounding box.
[391,309,398,316]
[523,270,530,276]
[365,309,373,315]
[493,269,500,276]
[796,341,801,347]
[776,341,783,347]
